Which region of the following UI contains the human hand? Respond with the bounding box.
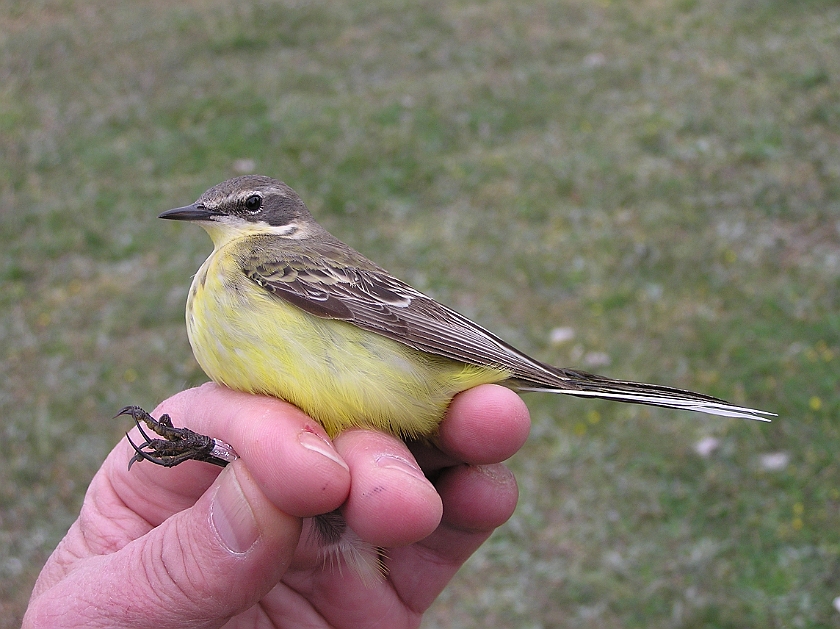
[23,382,529,628]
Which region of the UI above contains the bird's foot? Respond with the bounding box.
[116,405,239,469]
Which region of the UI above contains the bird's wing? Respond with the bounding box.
[242,246,558,382]
[241,242,774,421]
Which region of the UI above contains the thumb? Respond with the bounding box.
[25,462,301,629]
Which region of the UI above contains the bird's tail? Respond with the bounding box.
[513,367,774,421]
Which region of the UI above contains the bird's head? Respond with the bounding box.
[159,176,322,245]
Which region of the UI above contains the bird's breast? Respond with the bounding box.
[184,245,508,438]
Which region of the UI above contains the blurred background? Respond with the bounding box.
[1,0,838,626]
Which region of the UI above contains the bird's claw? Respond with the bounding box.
[115,405,238,469]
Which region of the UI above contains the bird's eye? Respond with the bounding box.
[244,194,262,212]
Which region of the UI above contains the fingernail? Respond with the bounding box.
[375,453,426,481]
[298,429,350,471]
[211,467,260,554]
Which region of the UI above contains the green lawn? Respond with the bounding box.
[2,0,839,626]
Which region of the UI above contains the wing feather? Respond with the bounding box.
[243,244,558,383]
[239,237,773,422]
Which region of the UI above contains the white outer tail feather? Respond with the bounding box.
[518,386,774,421]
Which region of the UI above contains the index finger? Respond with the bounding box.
[108,383,352,526]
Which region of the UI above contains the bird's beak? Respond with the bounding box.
[158,204,216,221]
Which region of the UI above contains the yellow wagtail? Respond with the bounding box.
[119,175,771,575]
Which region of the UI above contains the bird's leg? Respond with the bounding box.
[115,405,239,469]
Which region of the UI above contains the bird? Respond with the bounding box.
[121,174,771,578]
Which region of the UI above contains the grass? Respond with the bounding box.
[2,0,839,626]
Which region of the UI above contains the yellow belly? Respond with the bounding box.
[186,247,509,438]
